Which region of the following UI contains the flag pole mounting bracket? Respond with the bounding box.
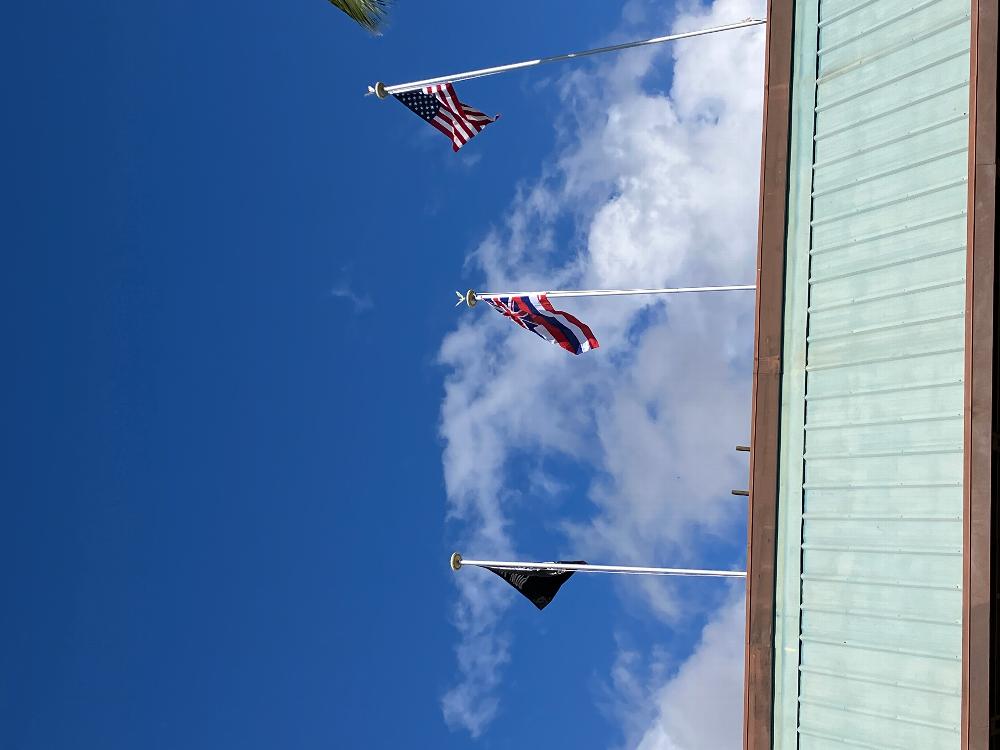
[465,290,478,308]
[373,82,389,99]
[450,552,463,570]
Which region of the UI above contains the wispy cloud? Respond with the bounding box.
[438,0,764,739]
[329,282,373,313]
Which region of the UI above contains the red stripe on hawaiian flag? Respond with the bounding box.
[538,295,600,352]
[514,296,577,354]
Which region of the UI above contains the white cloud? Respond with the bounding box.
[596,588,745,750]
[629,590,747,750]
[439,0,764,738]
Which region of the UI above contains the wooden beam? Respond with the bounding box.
[962,0,997,745]
[743,0,796,746]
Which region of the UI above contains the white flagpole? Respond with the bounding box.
[455,285,755,307]
[368,18,766,97]
[450,553,745,578]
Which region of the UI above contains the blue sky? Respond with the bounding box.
[2,1,764,747]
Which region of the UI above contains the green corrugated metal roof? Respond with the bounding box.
[772,0,970,746]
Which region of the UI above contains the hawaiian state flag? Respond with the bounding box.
[485,294,599,355]
[393,83,497,152]
[485,562,586,610]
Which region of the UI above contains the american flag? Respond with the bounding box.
[485,294,599,355]
[393,83,497,152]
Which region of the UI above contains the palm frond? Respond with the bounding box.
[327,0,392,33]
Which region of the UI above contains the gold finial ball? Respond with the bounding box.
[373,82,389,99]
[450,552,463,571]
[465,290,478,308]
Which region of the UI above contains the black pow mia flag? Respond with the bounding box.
[485,562,586,611]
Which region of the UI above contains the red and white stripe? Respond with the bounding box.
[425,84,496,152]
[536,295,600,354]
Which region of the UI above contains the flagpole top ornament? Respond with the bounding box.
[373,82,389,99]
[465,290,478,308]
[450,552,463,571]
